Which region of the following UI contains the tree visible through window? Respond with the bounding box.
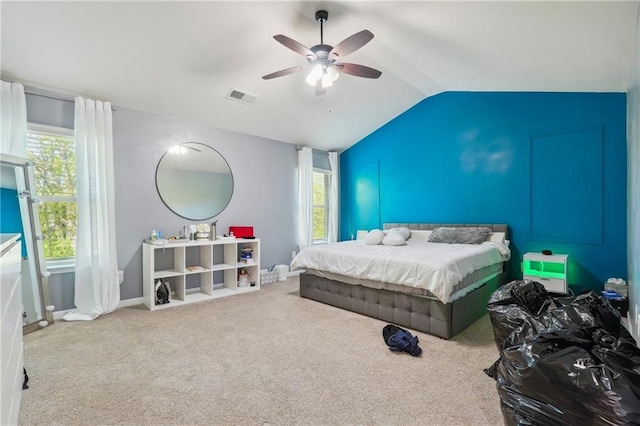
[26,125,77,261]
[313,170,330,242]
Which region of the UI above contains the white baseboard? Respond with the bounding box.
[119,297,144,308]
[51,274,303,321]
[53,297,145,321]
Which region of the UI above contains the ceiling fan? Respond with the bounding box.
[262,10,382,95]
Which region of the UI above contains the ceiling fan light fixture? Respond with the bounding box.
[263,10,380,95]
[321,72,333,88]
[305,64,323,86]
[169,145,188,155]
[327,66,340,82]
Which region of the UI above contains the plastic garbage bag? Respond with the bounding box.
[485,280,640,425]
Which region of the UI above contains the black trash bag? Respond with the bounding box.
[383,324,422,357]
[485,280,640,426]
[486,280,553,350]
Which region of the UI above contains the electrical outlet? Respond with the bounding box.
[118,270,124,284]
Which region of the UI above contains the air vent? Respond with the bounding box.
[226,88,258,106]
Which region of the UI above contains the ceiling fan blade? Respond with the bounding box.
[273,34,315,57]
[315,80,326,96]
[329,30,374,59]
[262,65,308,80]
[334,63,382,79]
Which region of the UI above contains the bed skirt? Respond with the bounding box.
[299,270,508,339]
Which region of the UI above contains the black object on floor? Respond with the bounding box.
[23,367,29,390]
[485,280,640,425]
[383,324,422,357]
[155,279,170,305]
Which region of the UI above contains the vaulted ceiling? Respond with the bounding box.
[2,1,638,151]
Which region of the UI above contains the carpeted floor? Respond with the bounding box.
[19,276,504,425]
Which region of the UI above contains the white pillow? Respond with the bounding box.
[364,229,385,245]
[386,227,411,240]
[382,232,406,246]
[485,232,506,244]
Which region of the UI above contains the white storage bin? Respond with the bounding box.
[275,264,289,281]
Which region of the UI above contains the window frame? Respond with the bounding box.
[26,122,77,272]
[312,167,331,244]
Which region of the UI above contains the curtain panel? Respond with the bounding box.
[63,97,119,321]
[0,81,27,157]
[328,151,339,243]
[297,147,313,249]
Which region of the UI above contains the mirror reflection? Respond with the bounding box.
[155,142,233,220]
[0,154,54,333]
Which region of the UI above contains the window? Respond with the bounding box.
[312,169,330,242]
[26,124,77,264]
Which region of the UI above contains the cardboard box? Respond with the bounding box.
[229,226,254,238]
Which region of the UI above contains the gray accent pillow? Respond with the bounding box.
[428,227,492,244]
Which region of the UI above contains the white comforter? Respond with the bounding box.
[290,239,511,303]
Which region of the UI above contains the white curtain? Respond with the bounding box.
[63,97,119,321]
[297,147,313,249]
[328,151,339,243]
[0,81,27,157]
[0,81,42,322]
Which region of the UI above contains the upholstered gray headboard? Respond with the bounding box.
[383,223,509,239]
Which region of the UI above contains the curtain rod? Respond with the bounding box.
[296,146,337,154]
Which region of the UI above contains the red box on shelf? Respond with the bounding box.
[229,226,254,238]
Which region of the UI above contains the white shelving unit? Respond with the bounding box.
[142,238,260,311]
[523,252,568,293]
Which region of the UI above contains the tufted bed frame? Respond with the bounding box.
[299,223,510,339]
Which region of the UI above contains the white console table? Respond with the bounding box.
[142,238,260,311]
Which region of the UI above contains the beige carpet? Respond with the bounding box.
[19,277,504,425]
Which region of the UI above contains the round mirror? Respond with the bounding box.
[155,142,233,220]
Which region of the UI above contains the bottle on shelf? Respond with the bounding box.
[210,220,218,241]
[238,268,249,287]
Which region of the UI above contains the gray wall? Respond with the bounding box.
[26,93,299,308]
[113,107,299,301]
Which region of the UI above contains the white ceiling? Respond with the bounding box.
[2,1,638,151]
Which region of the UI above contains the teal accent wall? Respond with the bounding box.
[0,188,27,256]
[340,92,627,292]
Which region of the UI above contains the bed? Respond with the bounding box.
[292,223,510,339]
